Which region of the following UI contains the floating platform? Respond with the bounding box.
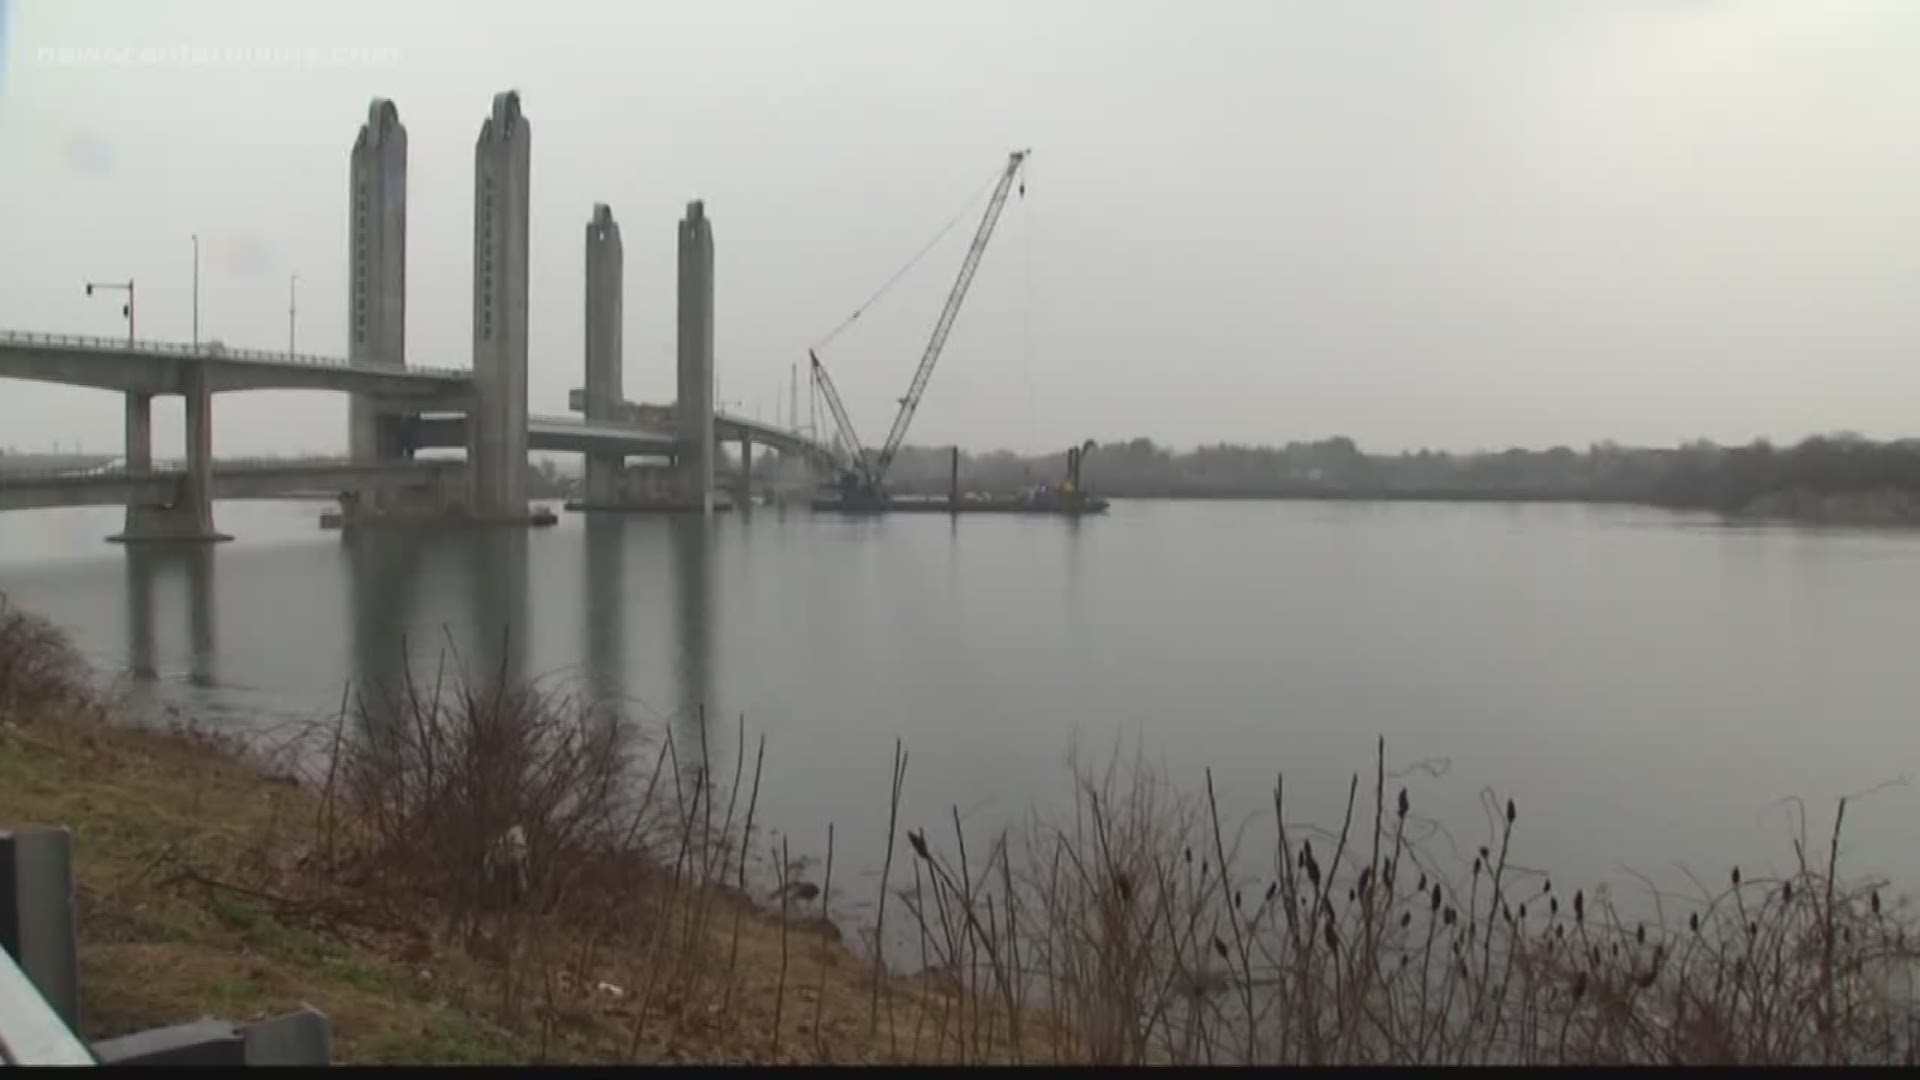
[811,494,1110,516]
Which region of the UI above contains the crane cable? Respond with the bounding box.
[810,165,1003,355]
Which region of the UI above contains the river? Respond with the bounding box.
[2,499,1916,919]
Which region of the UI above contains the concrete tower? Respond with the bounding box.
[470,90,531,520]
[583,204,624,506]
[676,200,716,512]
[348,98,407,465]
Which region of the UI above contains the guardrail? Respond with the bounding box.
[0,460,463,483]
[0,330,470,381]
[0,827,330,1066]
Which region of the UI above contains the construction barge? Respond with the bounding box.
[811,444,1107,515]
[812,491,1109,515]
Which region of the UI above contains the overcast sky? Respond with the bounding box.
[2,0,1918,458]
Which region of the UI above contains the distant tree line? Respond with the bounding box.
[876,433,1920,516]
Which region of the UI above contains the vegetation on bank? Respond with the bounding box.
[880,434,1920,522]
[2,594,1916,1063]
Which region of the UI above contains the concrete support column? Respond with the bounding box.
[124,392,152,473]
[583,204,624,507]
[348,101,407,466]
[736,434,752,511]
[470,90,532,522]
[182,367,212,521]
[676,200,715,514]
[112,369,230,543]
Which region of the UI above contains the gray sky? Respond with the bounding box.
[3,0,1918,458]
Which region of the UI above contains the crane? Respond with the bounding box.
[811,148,1030,508]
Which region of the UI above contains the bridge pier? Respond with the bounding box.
[468,91,535,524]
[347,98,413,520]
[677,200,716,514]
[110,370,230,543]
[124,392,152,473]
[735,434,752,512]
[582,204,625,507]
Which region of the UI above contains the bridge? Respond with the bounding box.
[0,331,471,401]
[0,93,839,541]
[0,460,461,511]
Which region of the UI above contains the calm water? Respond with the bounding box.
[2,499,1916,912]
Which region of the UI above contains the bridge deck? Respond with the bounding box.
[0,331,473,400]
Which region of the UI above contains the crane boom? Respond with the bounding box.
[872,148,1029,478]
[809,350,872,487]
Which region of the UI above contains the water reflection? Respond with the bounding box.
[582,515,628,710]
[343,529,424,735]
[466,529,530,690]
[123,544,217,687]
[668,514,717,773]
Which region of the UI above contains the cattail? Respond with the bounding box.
[1730,866,1741,887]
[1574,890,1585,924]
[1872,891,1881,916]
[1401,911,1412,928]
[907,830,930,860]
[1418,873,1428,892]
[1479,845,1490,862]
[1543,879,1552,895]
[1551,897,1559,917]
[1748,921,1758,937]
[1348,888,1356,905]
[1305,858,1321,889]
[1689,912,1699,933]
[1213,936,1229,960]
[1235,889,1243,910]
[1398,788,1410,819]
[1445,906,1457,927]
[1782,881,1792,903]
[1636,924,1646,945]
[1115,872,1133,902]
[1431,884,1442,912]
[1358,867,1373,896]
[1556,924,1565,940]
[1518,903,1527,922]
[1325,921,1339,953]
[1473,857,1482,877]
[1184,847,1192,864]
[1573,971,1587,1002]
[1506,798,1516,824]
[1265,881,1278,903]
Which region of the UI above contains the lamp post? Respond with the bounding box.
[84,279,135,343]
[191,233,200,350]
[288,273,298,359]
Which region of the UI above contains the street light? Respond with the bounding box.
[84,279,135,344]
[191,233,200,350]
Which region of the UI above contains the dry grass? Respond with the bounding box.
[894,739,1920,1065]
[3,596,1916,1064]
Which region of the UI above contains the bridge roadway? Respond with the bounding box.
[0,331,473,404]
[0,460,463,512]
[0,331,834,466]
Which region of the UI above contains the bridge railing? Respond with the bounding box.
[0,330,470,381]
[0,459,462,482]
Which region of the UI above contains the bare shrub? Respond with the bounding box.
[894,739,1920,1065]
[0,593,99,720]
